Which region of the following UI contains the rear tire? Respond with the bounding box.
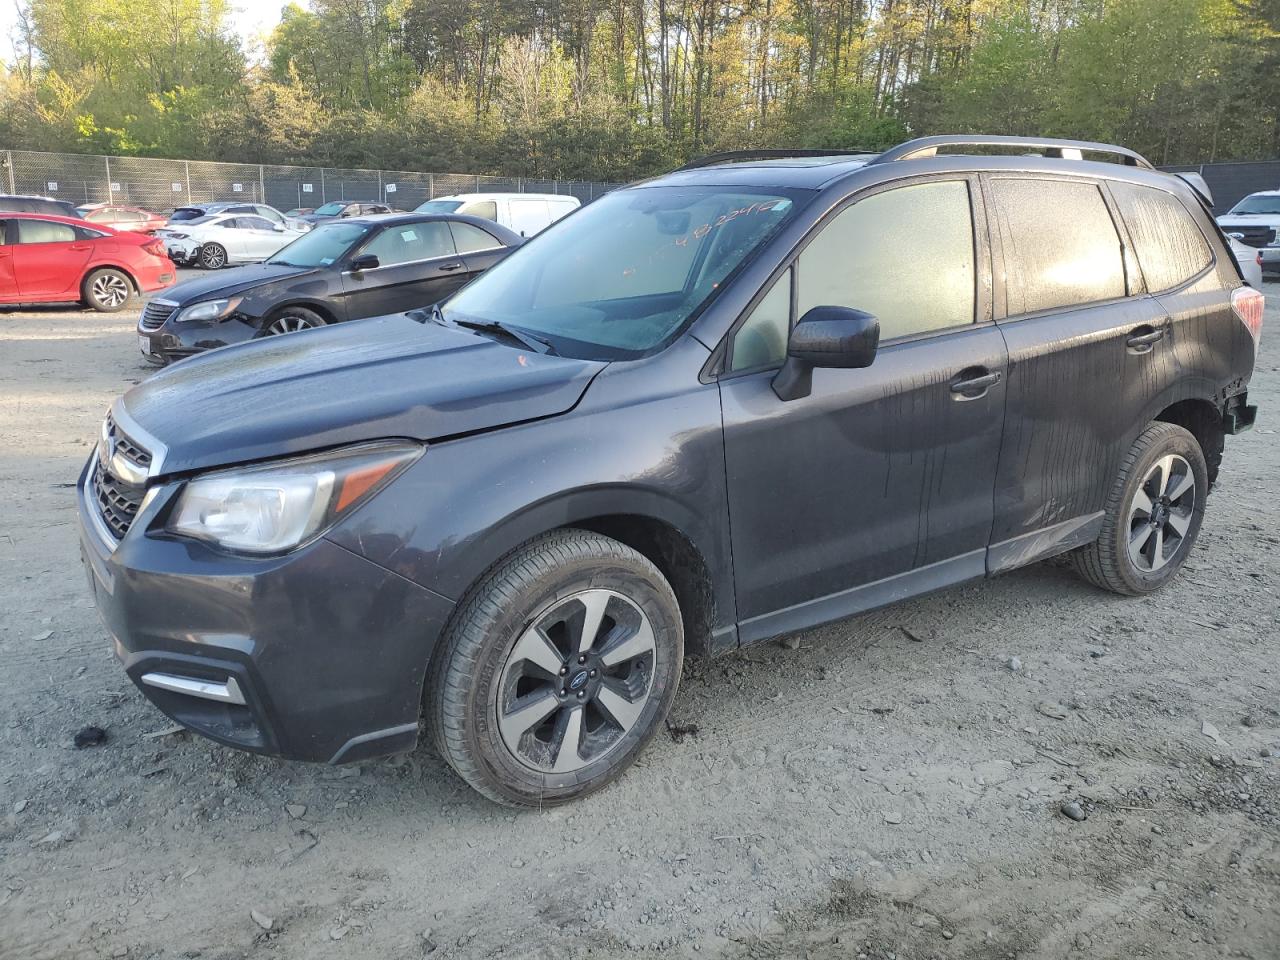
[1073,422,1208,595]
[82,268,132,312]
[198,243,228,269]
[428,529,684,807]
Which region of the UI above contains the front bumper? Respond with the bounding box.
[137,313,261,364]
[77,455,454,763]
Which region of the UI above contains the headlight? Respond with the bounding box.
[166,443,422,555]
[168,232,187,239]
[174,297,243,323]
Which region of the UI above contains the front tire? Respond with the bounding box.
[198,243,228,269]
[1073,422,1208,595]
[82,268,132,312]
[429,530,684,807]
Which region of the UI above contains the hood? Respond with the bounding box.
[300,214,338,224]
[160,262,316,305]
[120,313,606,475]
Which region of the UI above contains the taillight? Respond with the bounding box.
[143,238,166,257]
[1231,286,1264,343]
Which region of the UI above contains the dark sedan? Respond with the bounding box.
[137,213,521,363]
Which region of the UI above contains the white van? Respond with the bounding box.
[414,192,580,237]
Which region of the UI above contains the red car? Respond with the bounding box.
[0,213,176,312]
[76,203,168,234]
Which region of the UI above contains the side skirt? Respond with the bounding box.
[736,549,986,648]
[987,512,1104,576]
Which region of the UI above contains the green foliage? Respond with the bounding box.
[2,0,1277,178]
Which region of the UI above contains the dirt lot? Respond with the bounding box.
[2,283,1278,960]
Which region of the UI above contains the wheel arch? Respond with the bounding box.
[1154,397,1225,487]
[261,299,338,327]
[82,262,140,294]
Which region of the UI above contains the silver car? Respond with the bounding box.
[1230,237,1264,288]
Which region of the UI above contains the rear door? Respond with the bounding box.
[719,177,1008,641]
[448,220,508,278]
[340,219,464,317]
[12,218,93,298]
[984,175,1169,571]
[508,198,551,237]
[236,215,285,260]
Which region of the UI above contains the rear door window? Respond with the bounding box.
[797,179,976,340]
[1109,181,1213,293]
[449,221,501,253]
[989,178,1126,316]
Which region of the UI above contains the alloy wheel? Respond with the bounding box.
[265,314,317,335]
[1127,453,1196,572]
[201,245,226,268]
[91,274,129,308]
[497,588,657,774]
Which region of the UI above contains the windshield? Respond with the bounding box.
[268,221,370,267]
[1229,195,1280,216]
[441,186,801,359]
[415,200,463,213]
[312,201,347,216]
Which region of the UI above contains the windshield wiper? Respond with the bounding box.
[453,318,557,355]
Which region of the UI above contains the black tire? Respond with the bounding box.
[261,306,328,336]
[428,529,684,807]
[198,243,228,269]
[1073,422,1208,595]
[81,268,133,312]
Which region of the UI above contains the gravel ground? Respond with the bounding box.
[1,280,1278,960]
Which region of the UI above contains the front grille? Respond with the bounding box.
[1219,224,1276,249]
[140,300,176,330]
[104,413,152,468]
[92,461,144,540]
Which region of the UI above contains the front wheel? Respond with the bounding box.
[1073,422,1208,595]
[429,530,684,807]
[262,306,327,336]
[198,243,228,269]
[82,268,132,312]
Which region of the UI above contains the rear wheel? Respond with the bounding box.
[263,306,327,336]
[429,529,684,807]
[82,269,132,312]
[1073,422,1207,595]
[198,243,228,269]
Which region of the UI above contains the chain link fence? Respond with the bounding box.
[1,149,621,212]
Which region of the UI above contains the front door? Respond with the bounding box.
[340,219,467,318]
[718,177,1008,643]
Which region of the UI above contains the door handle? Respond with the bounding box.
[950,369,1002,399]
[439,261,465,272]
[69,244,90,251]
[1126,326,1165,352]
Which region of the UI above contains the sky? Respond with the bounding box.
[0,2,286,63]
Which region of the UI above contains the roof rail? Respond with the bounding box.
[678,149,875,171]
[869,135,1155,170]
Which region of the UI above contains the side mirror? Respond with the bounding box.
[272,224,285,232]
[348,253,380,273]
[772,306,879,401]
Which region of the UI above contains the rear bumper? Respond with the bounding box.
[77,456,454,763]
[135,260,177,293]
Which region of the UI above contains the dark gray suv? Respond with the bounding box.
[78,136,1263,806]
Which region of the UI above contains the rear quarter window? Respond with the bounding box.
[990,178,1126,316]
[1110,181,1213,293]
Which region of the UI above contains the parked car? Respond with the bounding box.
[138,213,521,363]
[285,207,315,217]
[299,201,397,224]
[78,136,1261,807]
[77,203,167,234]
[0,194,83,218]
[154,213,307,269]
[167,202,309,232]
[1230,237,1264,288]
[414,192,579,236]
[0,212,175,311]
[1217,189,1280,277]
